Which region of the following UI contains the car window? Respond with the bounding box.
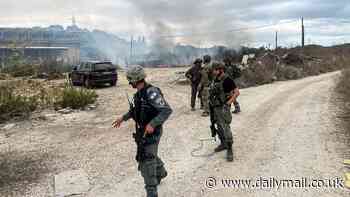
[73,65,80,71]
[78,63,85,70]
[93,63,114,71]
[83,63,90,70]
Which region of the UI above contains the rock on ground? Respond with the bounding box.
[54,169,90,197]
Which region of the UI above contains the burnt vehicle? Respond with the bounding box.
[69,61,118,87]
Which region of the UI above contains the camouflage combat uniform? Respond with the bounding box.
[200,62,212,116]
[122,66,172,197]
[185,59,202,110]
[209,74,233,143]
[209,67,236,161]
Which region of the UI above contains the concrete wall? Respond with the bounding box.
[0,47,80,66]
[0,28,81,66]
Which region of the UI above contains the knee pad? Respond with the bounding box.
[140,160,158,186]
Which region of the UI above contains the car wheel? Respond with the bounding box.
[84,78,91,88]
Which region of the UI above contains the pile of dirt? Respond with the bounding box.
[282,53,304,65]
[170,44,350,88]
[237,44,350,87]
[0,73,11,80]
[238,53,279,87]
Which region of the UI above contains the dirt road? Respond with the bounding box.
[0,68,348,196]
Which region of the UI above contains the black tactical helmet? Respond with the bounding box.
[193,58,202,64]
[203,55,211,63]
[211,61,225,70]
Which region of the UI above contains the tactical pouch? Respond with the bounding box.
[134,132,159,162]
[222,104,232,123]
[144,136,158,145]
[144,130,160,145]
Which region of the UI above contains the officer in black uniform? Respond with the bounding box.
[113,65,173,197]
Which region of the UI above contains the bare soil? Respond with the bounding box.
[0,68,348,197]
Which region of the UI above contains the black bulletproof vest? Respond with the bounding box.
[209,74,231,107]
[133,84,160,128]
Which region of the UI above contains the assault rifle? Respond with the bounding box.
[126,93,147,162]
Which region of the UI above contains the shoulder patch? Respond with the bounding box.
[150,92,157,100]
[147,86,166,106]
[147,87,160,99]
[155,97,165,106]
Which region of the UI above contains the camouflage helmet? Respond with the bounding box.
[126,65,146,83]
[211,61,225,70]
[223,56,232,64]
[193,58,202,64]
[203,55,211,63]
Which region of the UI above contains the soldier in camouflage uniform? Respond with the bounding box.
[113,65,172,197]
[185,58,202,111]
[209,62,240,162]
[199,55,213,117]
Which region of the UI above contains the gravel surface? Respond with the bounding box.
[0,68,348,197]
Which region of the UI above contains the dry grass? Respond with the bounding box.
[1,62,69,80]
[0,79,98,123]
[0,85,38,123]
[336,69,350,147]
[337,69,350,97]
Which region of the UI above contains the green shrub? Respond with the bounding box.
[54,84,98,110]
[0,86,38,123]
[0,79,98,122]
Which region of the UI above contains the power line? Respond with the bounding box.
[160,19,299,38]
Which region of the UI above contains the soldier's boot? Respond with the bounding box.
[232,102,241,114]
[215,126,227,152]
[214,143,227,152]
[201,111,209,117]
[157,166,167,184]
[145,186,158,197]
[142,160,159,197]
[226,142,233,162]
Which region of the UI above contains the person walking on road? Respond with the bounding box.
[113,65,172,197]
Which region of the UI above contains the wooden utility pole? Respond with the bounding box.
[129,36,133,66]
[275,31,278,50]
[301,17,305,48]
